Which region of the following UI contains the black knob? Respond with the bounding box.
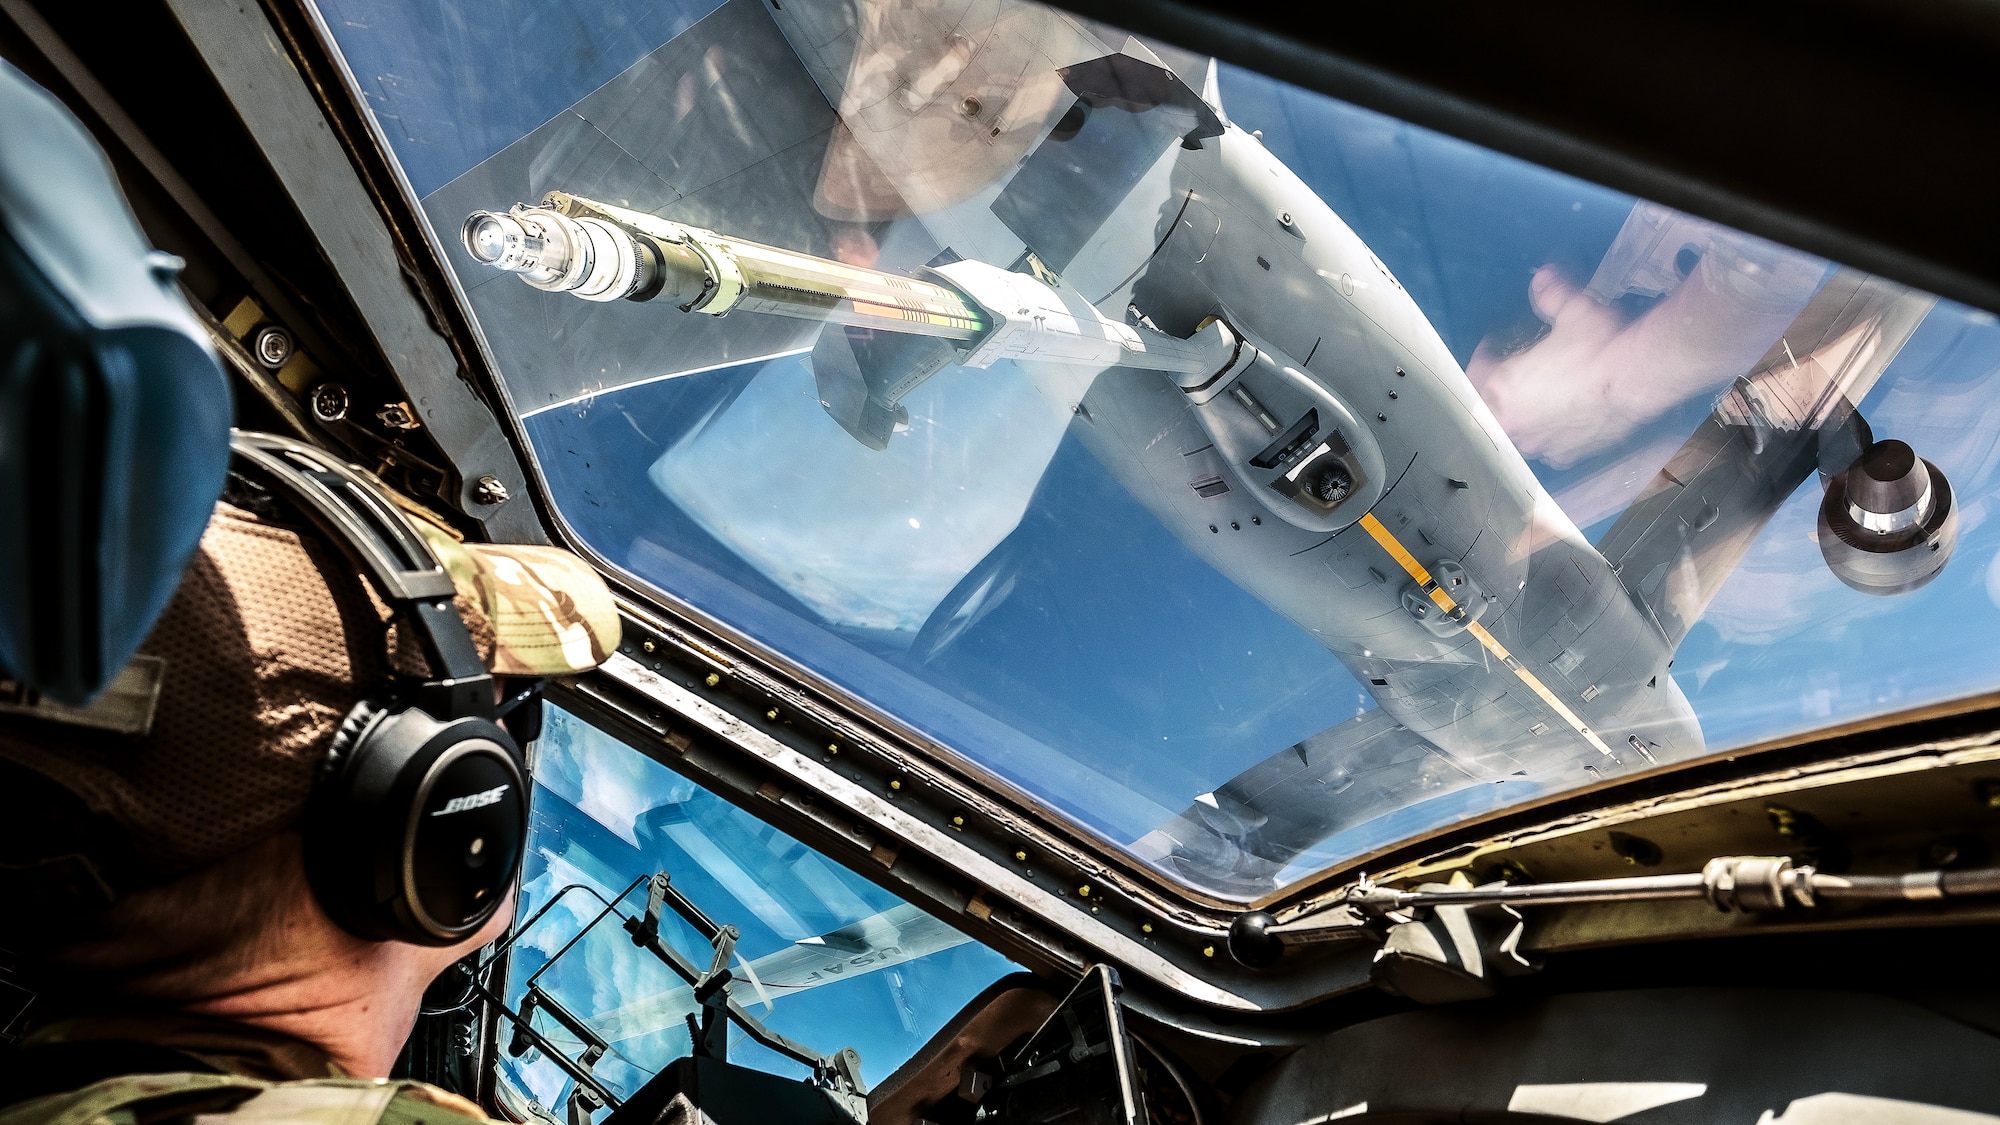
[1229,910,1283,967]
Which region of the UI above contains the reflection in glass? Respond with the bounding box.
[494,706,1016,1120]
[323,0,2000,900]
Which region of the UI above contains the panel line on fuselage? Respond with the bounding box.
[1356,512,1615,758]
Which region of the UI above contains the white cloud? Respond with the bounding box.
[650,354,1077,632]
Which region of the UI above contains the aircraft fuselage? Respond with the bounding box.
[1075,123,1703,782]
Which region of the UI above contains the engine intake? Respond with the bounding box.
[1817,439,1956,596]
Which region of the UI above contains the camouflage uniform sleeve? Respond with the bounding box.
[0,1073,268,1125]
[0,1075,494,1125]
[378,1082,493,1125]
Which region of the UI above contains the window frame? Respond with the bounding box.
[212,0,2000,1017]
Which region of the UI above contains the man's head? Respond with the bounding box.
[0,445,620,1074]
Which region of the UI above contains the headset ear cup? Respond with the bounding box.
[302,698,392,941]
[230,434,526,945]
[305,703,526,946]
[320,697,386,784]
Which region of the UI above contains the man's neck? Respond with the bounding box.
[183,933,439,1078]
[35,839,509,1082]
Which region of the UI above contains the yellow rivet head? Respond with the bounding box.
[766,709,779,721]
[1091,906,1101,914]
[1141,923,1154,934]
[1077,884,1091,897]
[1202,945,1216,958]
[827,744,839,755]
[642,640,655,653]
[890,779,902,791]
[1014,851,1029,863]
[952,815,965,827]
[704,673,720,687]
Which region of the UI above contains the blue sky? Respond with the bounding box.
[496,706,1016,1112]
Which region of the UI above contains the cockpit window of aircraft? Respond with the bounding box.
[494,704,1018,1122]
[317,0,2000,900]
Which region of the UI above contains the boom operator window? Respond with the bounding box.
[493,704,1017,1123]
[321,0,2000,906]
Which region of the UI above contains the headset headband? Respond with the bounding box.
[228,432,495,722]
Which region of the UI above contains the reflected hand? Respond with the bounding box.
[1470,252,1820,470]
[1468,266,1638,469]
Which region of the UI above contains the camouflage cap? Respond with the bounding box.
[0,490,620,902]
[393,498,621,677]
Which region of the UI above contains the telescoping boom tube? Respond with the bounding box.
[460,192,1230,377]
[464,191,990,338]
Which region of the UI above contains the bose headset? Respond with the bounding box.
[229,432,534,946]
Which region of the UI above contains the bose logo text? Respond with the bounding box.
[432,785,510,816]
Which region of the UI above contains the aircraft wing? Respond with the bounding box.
[588,903,969,1044]
[1596,269,1935,648]
[1132,709,1481,898]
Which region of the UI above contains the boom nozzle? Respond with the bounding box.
[459,206,679,303]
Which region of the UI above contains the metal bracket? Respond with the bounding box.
[1368,895,1539,1004]
[473,873,870,1120]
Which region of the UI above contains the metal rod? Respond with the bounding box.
[473,980,624,1111]
[1338,855,2000,918]
[642,872,722,943]
[472,867,863,1098]
[523,877,651,993]
[621,898,838,1079]
[1350,872,1708,911]
[484,878,643,969]
[547,193,990,340]
[528,986,611,1057]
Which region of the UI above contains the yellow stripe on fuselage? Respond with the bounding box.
[1355,512,1614,758]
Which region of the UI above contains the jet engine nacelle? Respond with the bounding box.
[1817,438,1957,596]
